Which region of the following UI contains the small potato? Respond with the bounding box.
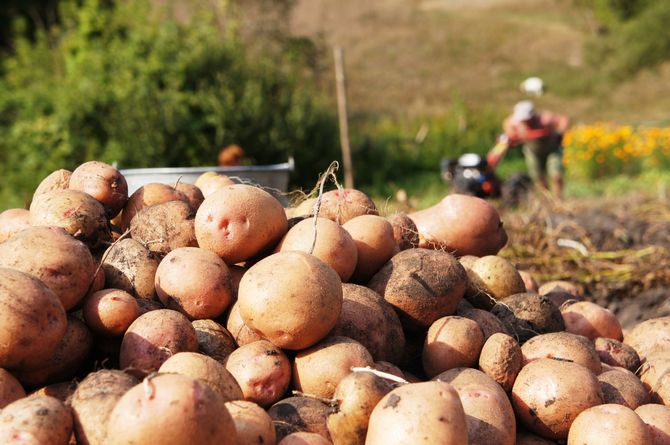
[119,309,198,377]
[422,316,485,378]
[174,181,205,210]
[69,160,128,217]
[519,270,539,293]
[0,208,30,242]
[225,400,277,445]
[102,238,160,299]
[466,255,527,309]
[567,404,651,445]
[561,300,623,341]
[521,331,602,375]
[635,404,670,445]
[159,351,243,402]
[195,184,288,265]
[0,368,25,408]
[478,332,523,392]
[83,288,141,337]
[225,300,265,346]
[225,340,291,407]
[194,171,236,198]
[316,188,378,224]
[0,395,73,445]
[155,247,233,320]
[29,381,76,402]
[538,280,583,298]
[491,293,565,344]
[386,212,420,250]
[595,337,641,372]
[120,182,190,230]
[342,215,399,283]
[32,168,72,199]
[130,200,198,257]
[192,319,238,364]
[598,368,650,409]
[292,336,374,399]
[268,396,333,441]
[279,432,332,445]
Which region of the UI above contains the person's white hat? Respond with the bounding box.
[512,100,536,122]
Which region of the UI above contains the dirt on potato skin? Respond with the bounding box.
[499,191,670,331]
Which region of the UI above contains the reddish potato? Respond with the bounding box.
[478,332,523,392]
[635,404,670,445]
[32,169,71,200]
[0,208,30,242]
[316,188,378,224]
[120,182,190,229]
[279,432,332,445]
[561,300,623,341]
[69,160,128,217]
[598,368,650,409]
[521,331,602,375]
[0,395,73,445]
[595,337,641,372]
[194,171,236,198]
[567,404,651,445]
[225,400,277,445]
[83,288,140,337]
[0,368,25,408]
[624,316,670,360]
[423,316,485,378]
[386,212,420,251]
[342,214,399,283]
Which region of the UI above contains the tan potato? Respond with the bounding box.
[159,351,243,402]
[174,181,205,211]
[595,337,641,372]
[478,332,523,392]
[225,300,265,346]
[386,212,420,251]
[293,336,374,399]
[30,188,111,249]
[598,368,650,409]
[195,184,288,265]
[624,316,670,360]
[225,400,277,445]
[224,339,291,407]
[561,300,623,341]
[279,432,333,445]
[326,370,394,445]
[408,193,508,257]
[365,381,468,445]
[268,396,333,441]
[491,293,565,344]
[238,251,342,350]
[192,319,238,364]
[0,267,67,370]
[519,270,539,293]
[456,306,510,340]
[69,160,128,217]
[70,369,140,445]
[316,188,378,224]
[329,283,405,363]
[0,226,97,310]
[32,168,72,200]
[194,171,236,198]
[422,316,485,378]
[105,373,237,445]
[0,208,30,242]
[155,247,233,320]
[119,309,198,377]
[130,200,198,257]
[120,182,190,230]
[102,238,159,299]
[275,217,358,282]
[367,248,467,331]
[83,288,140,337]
[0,395,73,445]
[635,404,670,445]
[521,331,602,375]
[512,358,603,440]
[567,404,651,445]
[342,214,399,283]
[639,354,670,405]
[0,368,25,408]
[465,255,526,309]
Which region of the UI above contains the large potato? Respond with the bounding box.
[195,184,288,265]
[69,160,128,217]
[492,293,565,344]
[567,404,651,445]
[635,404,670,445]
[624,316,670,360]
[120,182,190,229]
[0,395,73,445]
[238,251,342,350]
[465,255,526,309]
[367,248,467,331]
[598,368,649,409]
[521,331,602,375]
[102,238,159,299]
[561,300,623,341]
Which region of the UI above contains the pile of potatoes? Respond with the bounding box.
[1,160,670,445]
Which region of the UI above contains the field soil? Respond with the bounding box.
[500,190,670,330]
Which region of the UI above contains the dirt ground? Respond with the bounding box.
[500,190,670,330]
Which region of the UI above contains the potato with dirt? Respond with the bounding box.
[192,319,238,364]
[595,336,641,372]
[267,396,334,441]
[315,188,378,224]
[0,395,73,445]
[491,292,565,344]
[69,160,128,217]
[478,332,523,392]
[120,182,191,229]
[102,238,159,299]
[598,368,650,409]
[129,200,198,257]
[386,212,420,251]
[32,168,72,200]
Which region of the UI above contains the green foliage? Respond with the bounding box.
[0,0,340,209]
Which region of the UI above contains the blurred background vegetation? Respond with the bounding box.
[2,0,670,210]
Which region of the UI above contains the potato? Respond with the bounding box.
[279,432,333,445]
[367,248,467,331]
[293,336,374,399]
[30,188,111,249]
[174,181,205,211]
[365,380,468,445]
[0,208,30,242]
[316,188,378,224]
[0,368,25,408]
[561,300,623,341]
[538,280,583,298]
[465,255,526,309]
[0,226,97,310]
[342,215,399,283]
[456,306,510,340]
[195,184,288,265]
[225,300,266,346]
[120,182,190,229]
[159,351,243,402]
[516,430,560,444]
[519,270,539,293]
[33,168,72,200]
[595,337,641,372]
[70,369,139,445]
[238,251,342,350]
[130,200,198,257]
[433,368,516,445]
[267,396,334,441]
[224,339,291,407]
[329,283,405,363]
[275,217,358,282]
[422,316,485,378]
[624,316,670,360]
[478,332,523,392]
[0,395,73,445]
[102,238,159,299]
[0,267,67,370]
[225,400,277,445]
[119,309,198,377]
[326,370,394,445]
[386,212,420,251]
[83,288,140,337]
[491,293,565,344]
[69,160,128,217]
[408,193,508,257]
[598,368,650,409]
[521,331,602,375]
[639,354,670,405]
[106,373,238,445]
[567,404,651,445]
[194,171,236,198]
[155,247,233,320]
[635,404,670,445]
[29,381,76,402]
[192,319,238,364]
[512,358,603,440]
